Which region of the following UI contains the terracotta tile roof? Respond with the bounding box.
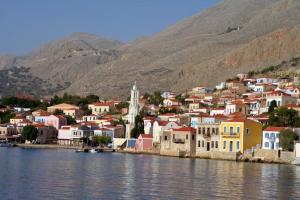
[91,102,114,106]
[140,134,153,138]
[173,127,196,133]
[264,126,286,132]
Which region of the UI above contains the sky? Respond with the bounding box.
[0,0,221,55]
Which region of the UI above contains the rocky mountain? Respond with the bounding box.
[1,0,300,98]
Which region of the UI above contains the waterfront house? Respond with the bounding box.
[45,115,67,130]
[220,118,262,153]
[152,120,181,143]
[144,120,154,135]
[262,126,286,150]
[0,124,18,137]
[34,124,58,144]
[160,127,196,157]
[196,123,220,156]
[57,125,94,146]
[135,134,153,151]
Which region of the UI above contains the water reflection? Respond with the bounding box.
[0,148,300,200]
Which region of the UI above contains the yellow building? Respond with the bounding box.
[220,119,262,153]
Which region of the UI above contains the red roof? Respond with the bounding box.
[91,102,114,106]
[264,126,286,132]
[34,124,45,128]
[157,121,170,126]
[173,127,196,133]
[140,134,153,139]
[61,126,71,130]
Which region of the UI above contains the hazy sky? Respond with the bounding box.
[0,0,221,55]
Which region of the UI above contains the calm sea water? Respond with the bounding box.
[0,148,300,200]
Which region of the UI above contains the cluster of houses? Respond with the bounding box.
[1,73,300,160]
[127,74,300,158]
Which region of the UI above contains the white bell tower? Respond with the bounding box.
[126,81,139,138]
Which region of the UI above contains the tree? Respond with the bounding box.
[92,136,112,146]
[130,109,146,138]
[85,94,99,103]
[149,91,163,106]
[279,129,298,151]
[268,100,277,113]
[176,94,188,105]
[268,107,300,127]
[22,125,38,142]
[53,109,64,115]
[115,101,129,111]
[65,115,77,125]
[0,111,15,123]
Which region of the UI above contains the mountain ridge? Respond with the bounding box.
[0,0,300,98]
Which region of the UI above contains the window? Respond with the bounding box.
[202,140,205,148]
[246,128,250,135]
[198,128,201,135]
[192,134,195,140]
[186,134,189,140]
[211,141,214,148]
[198,141,200,147]
[215,141,218,149]
[207,128,210,134]
[173,134,175,140]
[237,127,240,133]
[203,128,206,134]
[276,133,279,139]
[216,128,219,135]
[224,126,227,133]
[265,142,269,148]
[212,128,215,134]
[237,141,240,150]
[164,135,168,141]
[271,133,275,138]
[265,132,269,138]
[223,141,226,150]
[230,127,234,134]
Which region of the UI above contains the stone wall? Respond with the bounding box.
[195,151,238,161]
[244,149,295,164]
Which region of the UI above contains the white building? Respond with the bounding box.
[265,90,297,107]
[152,121,180,143]
[125,82,139,138]
[262,127,285,150]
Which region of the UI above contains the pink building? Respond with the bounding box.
[135,134,153,151]
[45,115,67,130]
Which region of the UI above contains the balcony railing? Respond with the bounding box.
[221,132,240,137]
[173,139,185,144]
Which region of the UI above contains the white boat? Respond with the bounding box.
[75,149,84,153]
[89,149,97,153]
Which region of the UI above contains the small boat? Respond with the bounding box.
[89,149,97,153]
[0,141,13,147]
[75,149,84,153]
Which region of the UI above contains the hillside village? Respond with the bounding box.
[1,72,300,164]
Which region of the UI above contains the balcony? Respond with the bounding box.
[221,132,240,138]
[173,138,185,144]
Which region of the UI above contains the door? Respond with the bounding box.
[207,142,210,151]
[229,141,233,152]
[271,142,275,150]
